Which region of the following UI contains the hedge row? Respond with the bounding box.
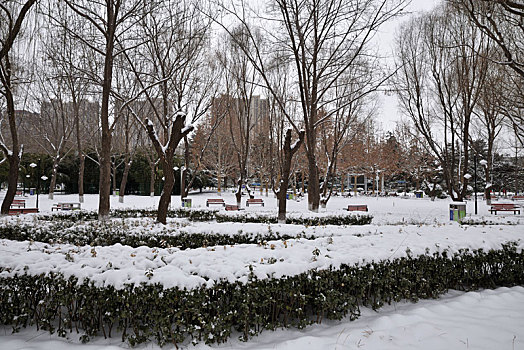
[0,223,313,249]
[1,243,523,347]
[35,208,373,226]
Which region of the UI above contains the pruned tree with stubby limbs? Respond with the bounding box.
[276,128,304,223]
[119,0,217,224]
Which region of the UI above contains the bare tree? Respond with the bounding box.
[277,128,304,222]
[200,101,237,194]
[451,0,524,78]
[121,0,216,224]
[42,3,98,203]
[0,0,37,60]
[216,27,263,207]
[58,0,152,219]
[452,0,524,145]
[471,62,506,204]
[215,0,407,211]
[318,71,376,207]
[395,5,490,201]
[0,0,38,214]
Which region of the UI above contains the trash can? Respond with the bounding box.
[449,202,466,221]
[286,193,294,200]
[30,189,34,195]
[182,198,192,208]
[415,190,423,198]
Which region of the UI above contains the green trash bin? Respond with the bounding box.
[182,198,192,208]
[449,202,466,221]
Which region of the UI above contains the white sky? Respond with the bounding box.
[375,0,442,132]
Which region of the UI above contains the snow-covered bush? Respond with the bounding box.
[1,243,522,346]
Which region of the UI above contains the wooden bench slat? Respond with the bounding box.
[246,198,264,207]
[225,204,242,211]
[207,199,225,207]
[490,203,520,214]
[347,204,368,212]
[9,208,39,215]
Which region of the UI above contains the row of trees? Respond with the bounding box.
[2,0,411,223]
[2,0,523,223]
[394,0,524,204]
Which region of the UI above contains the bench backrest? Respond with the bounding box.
[248,199,263,202]
[12,199,25,203]
[492,203,516,209]
[208,199,224,202]
[348,205,367,210]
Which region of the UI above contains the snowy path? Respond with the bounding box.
[1,286,523,349]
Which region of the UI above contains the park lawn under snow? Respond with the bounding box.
[1,190,523,349]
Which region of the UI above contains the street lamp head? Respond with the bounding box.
[26,174,30,178]
[41,176,48,181]
[29,163,37,168]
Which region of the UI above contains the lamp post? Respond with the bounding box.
[474,155,477,215]
[180,166,185,199]
[173,166,179,194]
[29,160,40,209]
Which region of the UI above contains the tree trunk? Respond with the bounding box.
[78,154,85,203]
[0,58,20,215]
[145,112,194,224]
[1,156,19,215]
[235,177,242,207]
[97,5,116,220]
[112,160,117,195]
[157,159,174,224]
[278,129,305,223]
[307,155,319,212]
[182,136,190,198]
[99,139,112,219]
[119,159,132,203]
[49,165,58,200]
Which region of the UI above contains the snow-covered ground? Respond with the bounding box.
[8,190,523,225]
[1,190,523,349]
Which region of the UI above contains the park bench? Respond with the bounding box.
[246,198,264,207]
[225,204,243,211]
[15,190,23,196]
[346,204,368,212]
[8,208,39,215]
[513,195,524,201]
[10,199,26,208]
[206,198,225,207]
[489,203,520,215]
[52,202,81,211]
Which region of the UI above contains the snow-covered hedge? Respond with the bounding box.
[34,208,373,226]
[0,220,315,249]
[215,211,372,225]
[1,243,522,346]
